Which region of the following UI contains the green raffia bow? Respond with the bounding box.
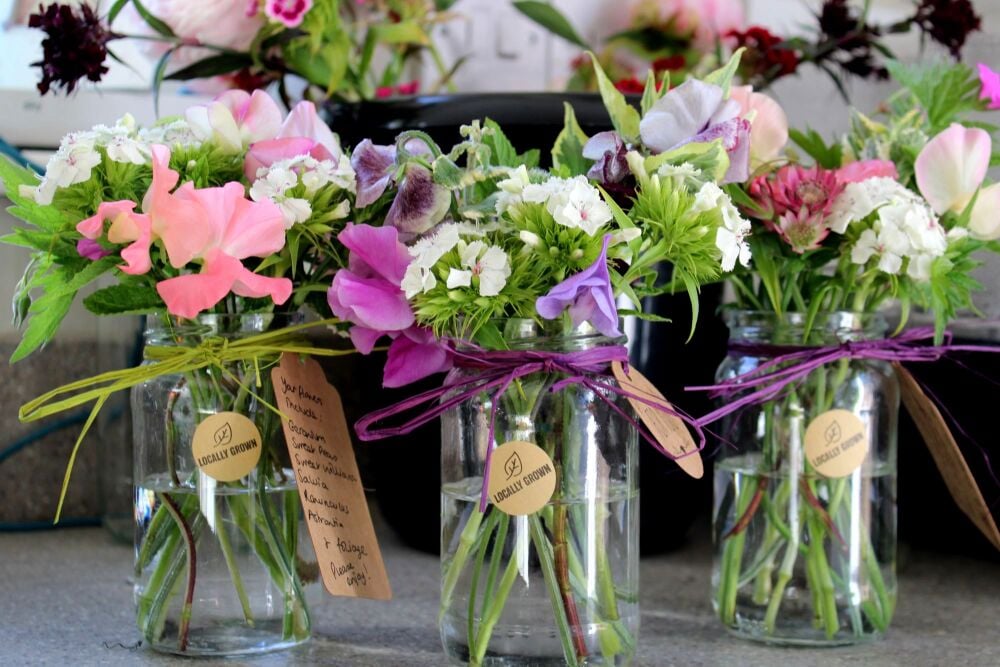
[18,317,356,522]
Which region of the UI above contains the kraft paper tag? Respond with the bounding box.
[803,409,869,478]
[272,353,392,600]
[894,363,1000,551]
[611,361,704,479]
[191,412,262,482]
[487,440,557,515]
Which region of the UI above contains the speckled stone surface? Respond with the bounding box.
[2,515,998,667]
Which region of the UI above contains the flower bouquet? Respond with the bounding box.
[326,53,764,664]
[1,91,361,654]
[702,59,1000,644]
[28,0,459,102]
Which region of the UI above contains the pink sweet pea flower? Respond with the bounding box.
[153,181,291,318]
[327,223,451,386]
[836,159,898,184]
[244,101,341,179]
[730,85,788,169]
[186,89,283,153]
[265,0,312,27]
[144,145,211,269]
[977,63,1000,110]
[384,163,452,237]
[915,123,990,215]
[76,200,155,274]
[536,234,621,337]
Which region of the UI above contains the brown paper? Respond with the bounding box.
[611,361,704,479]
[191,412,262,482]
[272,353,392,599]
[487,440,557,515]
[803,409,869,478]
[895,363,1000,551]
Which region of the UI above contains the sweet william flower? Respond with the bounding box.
[445,241,511,297]
[29,3,119,95]
[536,234,622,338]
[977,63,1000,110]
[692,182,751,270]
[546,177,613,236]
[265,0,312,27]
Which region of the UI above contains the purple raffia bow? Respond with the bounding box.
[356,344,706,511]
[688,326,999,428]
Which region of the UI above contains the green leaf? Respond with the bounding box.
[789,128,843,169]
[681,274,700,342]
[587,52,641,143]
[886,59,983,132]
[131,0,175,37]
[645,139,729,182]
[551,103,590,176]
[10,293,73,363]
[283,6,351,95]
[371,19,430,45]
[107,0,130,24]
[151,47,177,118]
[640,68,666,116]
[618,309,671,323]
[702,48,744,96]
[483,119,519,167]
[512,1,589,49]
[83,283,163,315]
[432,154,465,188]
[165,53,253,81]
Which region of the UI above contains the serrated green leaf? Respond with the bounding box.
[432,154,465,188]
[483,119,519,167]
[587,52,640,143]
[551,103,590,176]
[702,48,744,96]
[82,283,163,315]
[513,1,589,49]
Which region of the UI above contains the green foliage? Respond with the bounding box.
[644,140,730,183]
[84,283,163,315]
[885,60,985,134]
[586,52,641,143]
[512,1,589,49]
[788,128,843,169]
[551,103,590,176]
[283,0,351,95]
[702,49,744,97]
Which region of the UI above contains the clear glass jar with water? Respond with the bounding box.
[131,314,317,656]
[712,311,898,646]
[439,319,640,666]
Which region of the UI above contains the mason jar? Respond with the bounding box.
[712,311,899,646]
[131,313,316,656]
[439,319,640,666]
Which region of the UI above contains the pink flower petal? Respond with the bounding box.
[279,101,341,157]
[244,137,321,181]
[977,63,1000,110]
[348,326,385,355]
[145,146,211,268]
[915,123,991,214]
[836,159,898,184]
[237,90,284,143]
[328,270,415,333]
[382,332,452,388]
[76,201,136,239]
[156,250,243,319]
[339,222,411,285]
[970,182,1000,240]
[731,85,788,167]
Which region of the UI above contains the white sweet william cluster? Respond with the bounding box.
[690,181,752,272]
[495,166,613,236]
[249,154,356,228]
[829,177,954,281]
[401,223,511,298]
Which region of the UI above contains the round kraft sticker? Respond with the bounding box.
[803,409,869,478]
[487,440,557,516]
[192,412,263,482]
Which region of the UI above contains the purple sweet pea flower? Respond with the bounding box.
[327,222,451,386]
[77,237,111,260]
[385,163,452,238]
[638,78,750,184]
[536,234,621,338]
[351,139,397,208]
[583,131,629,185]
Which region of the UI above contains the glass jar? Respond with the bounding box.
[712,311,899,646]
[131,314,317,656]
[439,320,640,666]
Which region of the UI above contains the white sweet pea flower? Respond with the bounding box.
[546,177,613,236]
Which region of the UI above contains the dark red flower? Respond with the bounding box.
[29,3,119,95]
[913,0,981,58]
[728,26,800,82]
[651,55,686,73]
[613,77,645,94]
[816,1,887,81]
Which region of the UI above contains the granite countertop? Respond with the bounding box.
[2,520,998,667]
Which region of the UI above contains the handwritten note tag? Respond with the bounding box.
[272,353,392,600]
[612,362,703,479]
[895,363,1000,551]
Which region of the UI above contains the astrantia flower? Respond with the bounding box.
[536,234,621,337]
[913,0,981,58]
[445,241,511,297]
[748,164,843,252]
[977,63,1000,111]
[265,0,312,27]
[29,3,119,95]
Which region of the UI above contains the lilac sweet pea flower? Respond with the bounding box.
[583,131,629,185]
[639,78,750,184]
[536,234,621,337]
[327,222,452,387]
[351,139,397,208]
[385,163,452,237]
[76,238,111,260]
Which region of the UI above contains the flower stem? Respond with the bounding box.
[158,492,196,652]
